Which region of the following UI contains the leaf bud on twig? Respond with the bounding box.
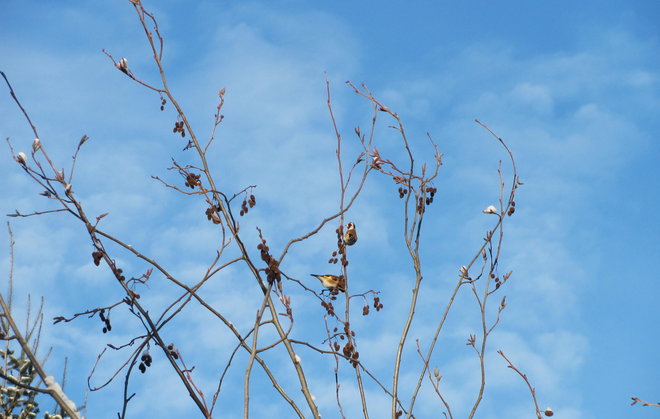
[482,205,498,214]
[116,57,129,74]
[459,265,469,278]
[16,152,27,165]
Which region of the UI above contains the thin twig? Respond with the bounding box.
[497,350,543,419]
[631,397,660,408]
[0,226,79,418]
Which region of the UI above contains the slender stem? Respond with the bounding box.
[134,4,320,412]
[498,351,543,419]
[0,295,79,418]
[408,122,517,417]
[244,283,273,419]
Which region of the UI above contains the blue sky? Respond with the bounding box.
[1,1,659,418]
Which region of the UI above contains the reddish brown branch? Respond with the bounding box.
[631,397,660,408]
[497,350,543,419]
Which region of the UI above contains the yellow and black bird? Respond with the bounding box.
[343,222,358,246]
[310,274,346,293]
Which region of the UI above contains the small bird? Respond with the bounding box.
[310,274,345,292]
[343,222,358,246]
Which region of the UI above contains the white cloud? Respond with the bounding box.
[510,82,554,115]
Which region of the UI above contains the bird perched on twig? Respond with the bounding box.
[310,274,345,293]
[343,222,358,246]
